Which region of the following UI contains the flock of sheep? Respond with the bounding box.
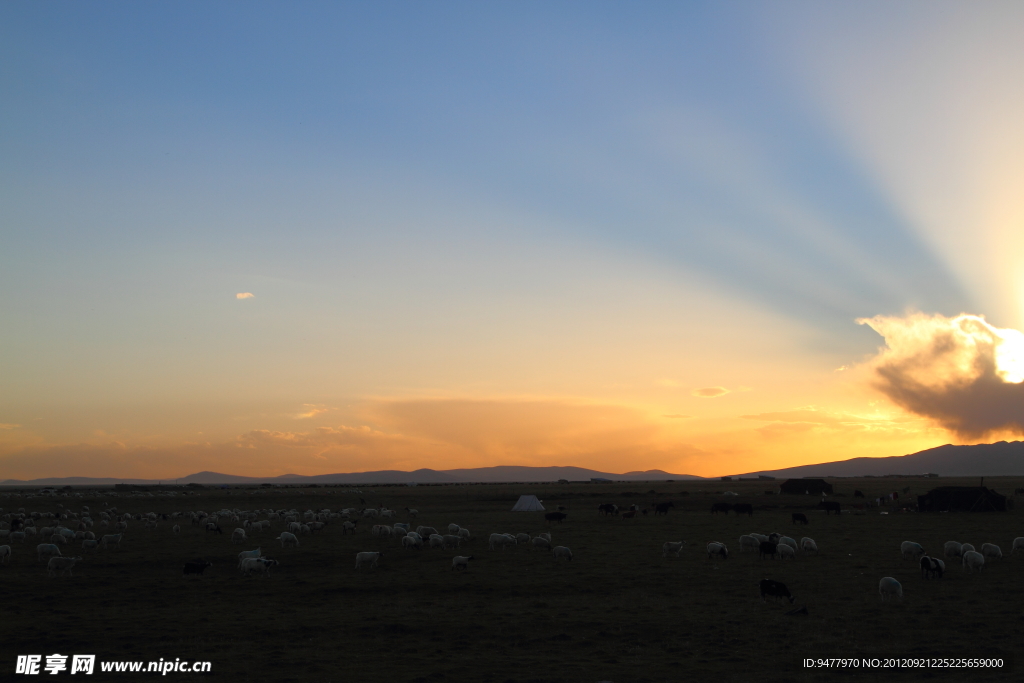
[0,502,576,579]
[5,499,1024,608]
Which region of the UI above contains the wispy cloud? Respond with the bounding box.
[0,423,20,430]
[235,292,255,299]
[692,387,730,398]
[294,404,329,419]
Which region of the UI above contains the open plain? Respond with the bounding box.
[3,476,1023,682]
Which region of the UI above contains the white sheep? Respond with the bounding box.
[900,541,925,560]
[287,522,302,533]
[962,550,985,573]
[879,576,903,601]
[738,535,760,553]
[943,541,963,559]
[799,537,817,553]
[981,543,1002,560]
[451,555,474,570]
[489,533,515,550]
[172,525,180,534]
[706,542,728,559]
[516,533,531,545]
[275,532,299,548]
[552,546,573,561]
[355,551,382,570]
[531,536,552,550]
[961,543,976,554]
[237,548,262,567]
[429,534,445,549]
[662,541,684,558]
[81,539,98,553]
[750,533,768,543]
[231,528,247,544]
[240,557,278,576]
[442,534,462,549]
[100,534,122,550]
[778,543,796,559]
[401,534,422,550]
[458,528,471,542]
[535,532,551,542]
[47,555,82,577]
[10,531,26,543]
[37,544,62,562]
[0,545,10,564]
[405,508,419,518]
[778,536,798,552]
[448,524,461,534]
[1012,537,1024,554]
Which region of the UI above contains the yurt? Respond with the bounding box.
[511,495,545,512]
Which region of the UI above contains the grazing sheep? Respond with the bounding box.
[739,535,760,553]
[47,556,82,577]
[879,577,903,601]
[240,557,278,576]
[900,541,925,560]
[231,528,247,544]
[961,543,976,554]
[799,537,817,553]
[451,555,474,570]
[417,526,439,538]
[442,534,462,549]
[355,551,382,570]
[962,550,985,573]
[405,508,419,518]
[750,533,769,543]
[401,535,423,550]
[100,534,123,550]
[552,546,573,561]
[920,555,943,579]
[341,521,358,535]
[1011,537,1024,554]
[531,536,552,550]
[516,533,531,544]
[448,524,461,534]
[536,532,551,542]
[760,579,794,603]
[81,539,98,553]
[429,534,445,549]
[237,548,262,567]
[0,545,10,564]
[778,544,796,559]
[943,541,963,559]
[49,534,66,545]
[981,543,1002,560]
[707,542,729,559]
[662,541,685,558]
[37,543,61,562]
[10,531,26,543]
[183,560,213,577]
[489,533,516,551]
[275,532,299,548]
[778,536,798,552]
[172,525,180,534]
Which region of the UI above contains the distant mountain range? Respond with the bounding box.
[0,465,703,486]
[731,441,1024,478]
[5,442,1024,486]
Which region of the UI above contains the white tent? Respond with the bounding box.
[511,495,545,512]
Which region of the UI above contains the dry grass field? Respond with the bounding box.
[3,476,1023,682]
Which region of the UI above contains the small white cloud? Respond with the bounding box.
[236,292,255,299]
[294,404,329,419]
[692,386,730,398]
[835,365,848,372]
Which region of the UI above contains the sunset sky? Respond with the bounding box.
[3,2,1024,480]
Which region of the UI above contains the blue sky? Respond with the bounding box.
[2,2,1022,478]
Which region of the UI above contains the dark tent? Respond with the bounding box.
[917,487,1006,512]
[779,478,833,495]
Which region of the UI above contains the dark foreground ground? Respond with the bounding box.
[2,477,1022,682]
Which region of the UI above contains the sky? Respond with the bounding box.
[3,1,1024,480]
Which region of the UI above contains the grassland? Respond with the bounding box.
[2,476,1023,682]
